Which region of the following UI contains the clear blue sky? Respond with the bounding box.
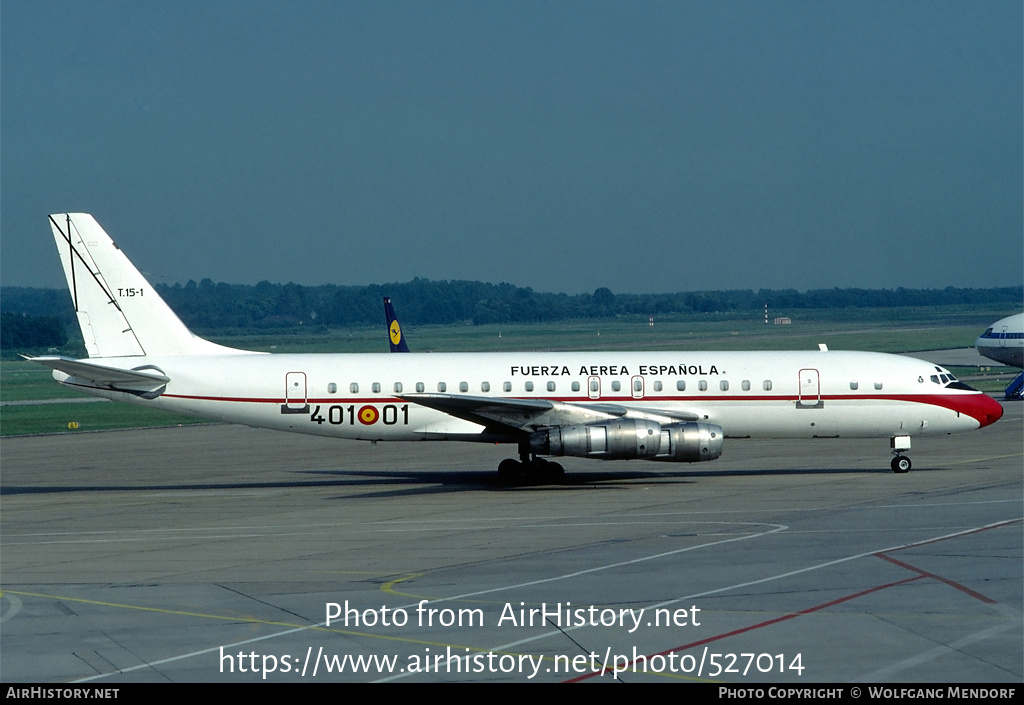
[2,1,1021,294]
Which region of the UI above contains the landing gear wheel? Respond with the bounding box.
[498,454,566,485]
[528,457,566,484]
[498,458,524,484]
[545,461,565,483]
[891,455,911,473]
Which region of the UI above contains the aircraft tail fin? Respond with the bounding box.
[48,213,244,358]
[384,296,410,352]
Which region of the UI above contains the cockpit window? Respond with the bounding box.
[930,368,972,390]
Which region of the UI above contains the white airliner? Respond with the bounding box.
[29,214,1003,479]
[975,313,1023,369]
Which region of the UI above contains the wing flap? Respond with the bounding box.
[400,393,554,433]
[573,402,700,422]
[400,393,700,433]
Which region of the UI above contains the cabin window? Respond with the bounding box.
[741,380,750,391]
[611,381,621,392]
[525,381,534,392]
[481,382,490,392]
[459,381,469,392]
[547,381,556,392]
[850,381,859,390]
[676,380,686,391]
[720,380,729,391]
[350,383,359,394]
[590,379,599,393]
[763,380,772,391]
[416,382,425,393]
[372,382,381,393]
[437,382,447,392]
[654,381,663,392]
[698,380,708,391]
[503,381,512,392]
[328,383,337,394]
[874,382,883,390]
[572,381,580,392]
[633,379,643,393]
[394,382,403,393]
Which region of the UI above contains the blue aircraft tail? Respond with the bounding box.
[384,297,410,352]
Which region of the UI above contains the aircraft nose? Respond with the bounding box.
[947,392,1004,428]
[974,394,1004,428]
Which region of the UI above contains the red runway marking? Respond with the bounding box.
[874,554,996,604]
[565,518,1019,682]
[565,575,923,682]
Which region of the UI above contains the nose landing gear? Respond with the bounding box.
[890,435,912,473]
[890,455,912,473]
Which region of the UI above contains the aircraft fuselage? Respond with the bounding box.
[53,349,999,444]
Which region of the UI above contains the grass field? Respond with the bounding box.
[2,306,1017,436]
[0,401,211,436]
[196,305,1010,354]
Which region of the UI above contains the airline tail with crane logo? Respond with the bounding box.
[384,297,410,352]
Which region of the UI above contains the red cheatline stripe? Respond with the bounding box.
[155,391,985,407]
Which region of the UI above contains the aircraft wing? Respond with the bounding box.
[400,393,699,434]
[24,356,169,396]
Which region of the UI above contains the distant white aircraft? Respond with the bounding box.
[975,313,1023,368]
[28,214,1003,479]
[976,312,1024,401]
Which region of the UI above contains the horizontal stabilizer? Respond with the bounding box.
[25,355,170,397]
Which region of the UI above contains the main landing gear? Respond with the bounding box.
[498,442,565,485]
[890,435,912,473]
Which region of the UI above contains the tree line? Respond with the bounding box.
[2,280,1021,349]
[0,312,68,350]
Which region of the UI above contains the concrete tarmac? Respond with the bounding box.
[1,400,1021,683]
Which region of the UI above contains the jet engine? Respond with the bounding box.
[651,421,724,462]
[529,419,723,462]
